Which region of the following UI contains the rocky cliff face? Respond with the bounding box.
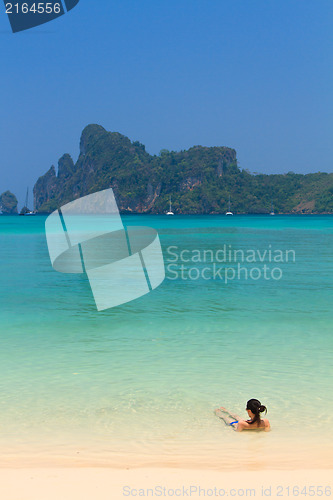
[33,124,237,213]
[57,154,75,181]
[33,165,58,212]
[0,190,18,214]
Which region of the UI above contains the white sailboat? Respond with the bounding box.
[226,196,233,215]
[166,196,174,215]
[270,201,275,216]
[20,187,36,215]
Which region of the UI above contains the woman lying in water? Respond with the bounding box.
[215,398,270,432]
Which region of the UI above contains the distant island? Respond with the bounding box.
[0,190,18,214]
[3,124,333,214]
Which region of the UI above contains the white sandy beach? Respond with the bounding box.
[0,467,332,500]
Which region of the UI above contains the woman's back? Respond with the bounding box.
[237,417,270,432]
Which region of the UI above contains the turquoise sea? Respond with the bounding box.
[0,215,332,469]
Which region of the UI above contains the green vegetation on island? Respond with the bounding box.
[31,124,333,214]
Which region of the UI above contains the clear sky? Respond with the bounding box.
[1,0,333,208]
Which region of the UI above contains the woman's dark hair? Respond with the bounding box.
[246,399,267,426]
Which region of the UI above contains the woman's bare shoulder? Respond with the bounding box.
[263,418,271,431]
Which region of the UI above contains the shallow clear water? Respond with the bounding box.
[0,215,332,469]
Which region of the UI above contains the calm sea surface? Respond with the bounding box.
[0,215,332,469]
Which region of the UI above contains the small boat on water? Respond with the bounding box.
[270,201,275,216]
[20,188,36,215]
[226,196,233,215]
[166,196,174,215]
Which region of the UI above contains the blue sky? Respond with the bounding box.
[1,0,333,208]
